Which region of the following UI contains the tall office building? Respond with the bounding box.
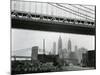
[75,45,78,51]
[68,39,72,53]
[58,36,63,58]
[77,47,87,63]
[43,39,45,54]
[75,45,79,61]
[53,42,56,55]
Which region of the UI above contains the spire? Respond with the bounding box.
[58,36,63,58]
[68,38,72,53]
[58,36,62,51]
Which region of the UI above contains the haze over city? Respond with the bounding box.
[12,29,95,54]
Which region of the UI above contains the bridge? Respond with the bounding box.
[11,47,52,60]
[11,0,95,35]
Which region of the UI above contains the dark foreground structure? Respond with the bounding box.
[81,50,96,68]
[11,52,96,74]
[11,55,60,74]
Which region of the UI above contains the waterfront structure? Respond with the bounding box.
[31,46,38,61]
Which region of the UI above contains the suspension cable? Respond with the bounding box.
[48,3,94,21]
[56,4,94,20]
[79,5,94,11]
[68,4,94,15]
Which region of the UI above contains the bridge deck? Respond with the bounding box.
[12,17,95,35]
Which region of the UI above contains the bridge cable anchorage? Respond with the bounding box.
[56,3,94,20]
[79,5,95,12]
[48,3,94,21]
[67,4,94,15]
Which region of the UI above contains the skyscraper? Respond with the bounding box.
[75,45,78,51]
[75,45,79,61]
[58,36,63,58]
[43,39,45,54]
[53,42,56,55]
[68,39,72,53]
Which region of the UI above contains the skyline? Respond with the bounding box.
[12,29,95,54]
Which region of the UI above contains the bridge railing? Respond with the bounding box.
[11,0,95,26]
[11,10,95,26]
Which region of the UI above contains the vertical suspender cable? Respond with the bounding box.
[40,2,43,20]
[14,1,16,11]
[29,2,31,13]
[41,2,42,15]
[56,4,94,20]
[48,3,92,21]
[18,1,20,12]
[35,2,37,20]
[51,3,53,21]
[46,3,48,20]
[29,1,32,18]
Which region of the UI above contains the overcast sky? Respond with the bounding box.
[12,29,95,53]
